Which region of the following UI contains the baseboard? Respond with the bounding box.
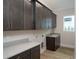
[61,44,75,49]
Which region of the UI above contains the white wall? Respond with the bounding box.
[54,8,75,48]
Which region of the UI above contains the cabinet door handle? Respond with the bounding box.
[10,23,11,29]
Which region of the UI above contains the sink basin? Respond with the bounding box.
[50,34,59,37]
[47,33,59,37]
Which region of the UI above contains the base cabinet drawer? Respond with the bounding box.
[9,45,40,59]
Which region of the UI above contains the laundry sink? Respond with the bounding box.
[47,33,59,37]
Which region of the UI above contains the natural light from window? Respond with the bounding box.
[63,16,75,32]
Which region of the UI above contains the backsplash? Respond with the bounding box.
[3,29,54,41]
[4,29,54,36]
[3,29,54,53]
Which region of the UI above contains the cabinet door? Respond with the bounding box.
[36,7,41,29]
[3,0,10,31]
[19,50,31,59]
[31,45,40,59]
[36,2,48,29]
[41,7,47,29]
[9,50,31,59]
[24,0,33,30]
[55,36,60,49]
[9,0,24,30]
[45,9,53,29]
[44,8,49,29]
[52,13,56,28]
[35,2,56,29]
[40,6,53,29]
[36,2,42,29]
[48,11,53,29]
[46,37,55,50]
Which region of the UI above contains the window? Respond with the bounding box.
[63,16,75,32]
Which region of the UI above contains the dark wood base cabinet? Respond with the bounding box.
[31,45,40,59]
[46,35,60,51]
[9,45,40,59]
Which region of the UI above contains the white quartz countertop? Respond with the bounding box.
[3,42,40,59]
[47,34,59,37]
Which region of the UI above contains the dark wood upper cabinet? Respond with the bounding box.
[24,0,33,30]
[3,0,10,31]
[9,0,24,30]
[52,13,56,28]
[36,2,42,29]
[3,0,24,30]
[3,0,56,31]
[35,2,56,29]
[36,2,47,29]
[41,6,47,29]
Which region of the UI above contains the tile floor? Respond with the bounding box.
[41,47,75,59]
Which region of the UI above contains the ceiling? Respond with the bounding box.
[38,0,75,11]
